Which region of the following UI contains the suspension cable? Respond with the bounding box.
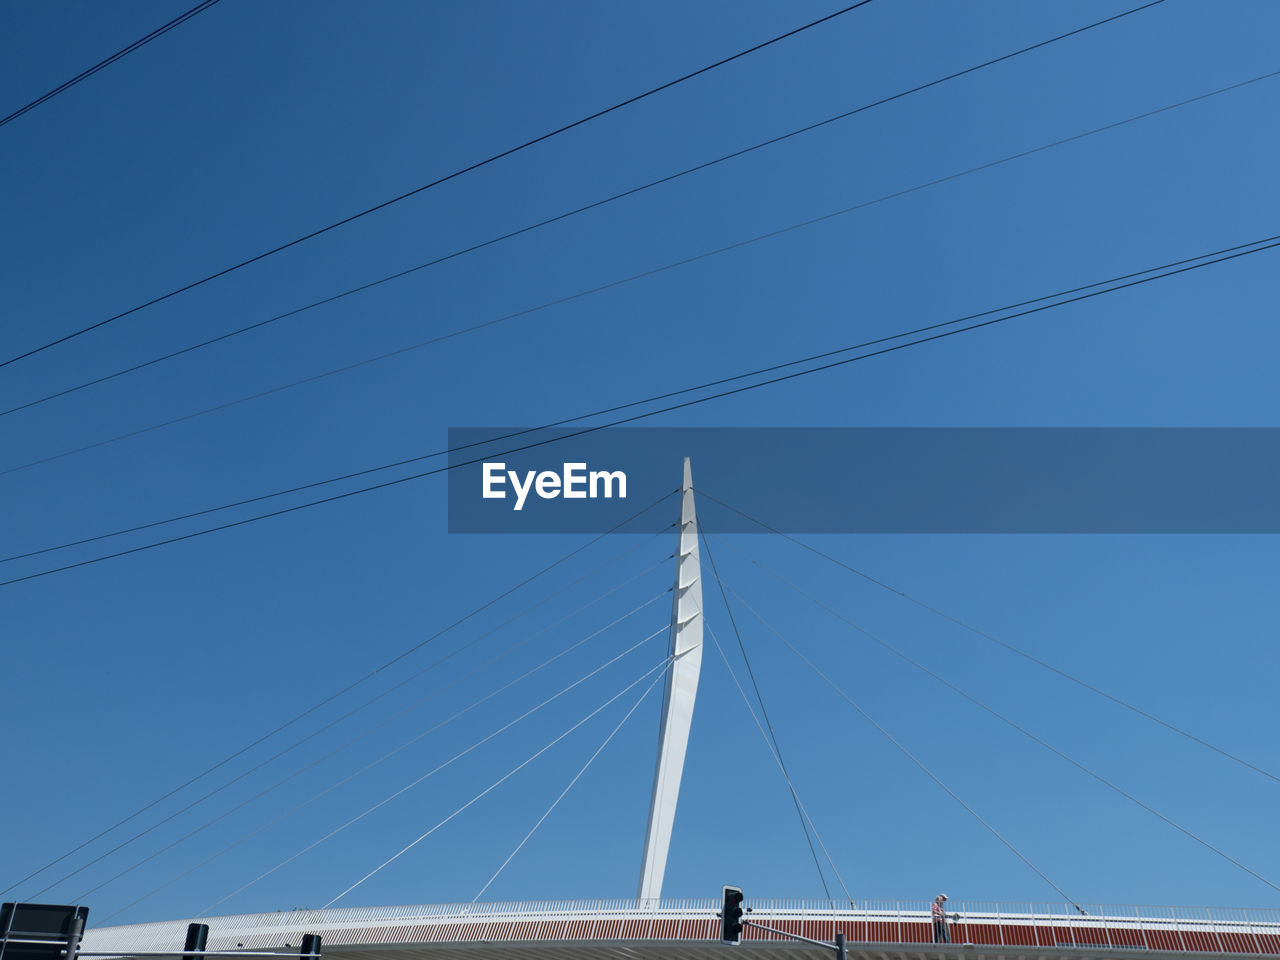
[102,590,669,920]
[321,653,676,908]
[201,636,671,915]
[699,490,1280,786]
[78,587,670,905]
[715,541,1280,897]
[35,548,671,900]
[470,665,667,903]
[723,584,1084,912]
[699,527,835,899]
[1,488,674,899]
[705,621,854,903]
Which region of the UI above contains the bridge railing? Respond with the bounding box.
[82,899,1280,955]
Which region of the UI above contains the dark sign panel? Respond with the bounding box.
[0,904,89,960]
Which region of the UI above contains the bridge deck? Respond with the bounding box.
[83,901,1280,960]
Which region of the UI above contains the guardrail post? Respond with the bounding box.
[1245,907,1262,955]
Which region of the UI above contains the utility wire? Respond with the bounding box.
[0,0,1175,419]
[0,3,872,371]
[0,0,223,130]
[469,658,664,903]
[9,58,1280,484]
[716,541,1280,897]
[704,620,854,903]
[3,233,1277,594]
[104,610,669,922]
[0,488,674,898]
[5,226,1278,571]
[699,528,833,899]
[209,650,674,913]
[698,490,1280,788]
[730,586,1085,913]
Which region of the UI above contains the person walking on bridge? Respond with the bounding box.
[932,894,951,943]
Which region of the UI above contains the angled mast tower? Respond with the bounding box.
[637,457,704,901]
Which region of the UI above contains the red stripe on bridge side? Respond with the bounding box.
[328,917,1280,954]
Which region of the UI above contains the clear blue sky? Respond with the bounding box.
[2,0,1278,927]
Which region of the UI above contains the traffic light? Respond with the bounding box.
[721,886,745,944]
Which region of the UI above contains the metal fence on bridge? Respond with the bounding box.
[82,900,1280,956]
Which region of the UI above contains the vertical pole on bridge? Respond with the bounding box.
[636,458,704,902]
[183,923,209,960]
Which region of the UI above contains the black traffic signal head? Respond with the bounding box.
[721,886,745,944]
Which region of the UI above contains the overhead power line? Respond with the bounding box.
[0,0,223,131]
[8,64,1272,483]
[2,231,1276,590]
[0,0,1173,417]
[0,2,872,371]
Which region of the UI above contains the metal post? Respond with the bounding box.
[1,905,18,960]
[743,920,849,958]
[183,924,209,960]
[64,914,85,960]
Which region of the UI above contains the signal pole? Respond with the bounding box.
[716,888,848,960]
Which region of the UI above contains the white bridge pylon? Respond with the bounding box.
[637,457,704,901]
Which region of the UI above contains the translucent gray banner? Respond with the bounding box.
[446,428,1280,533]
